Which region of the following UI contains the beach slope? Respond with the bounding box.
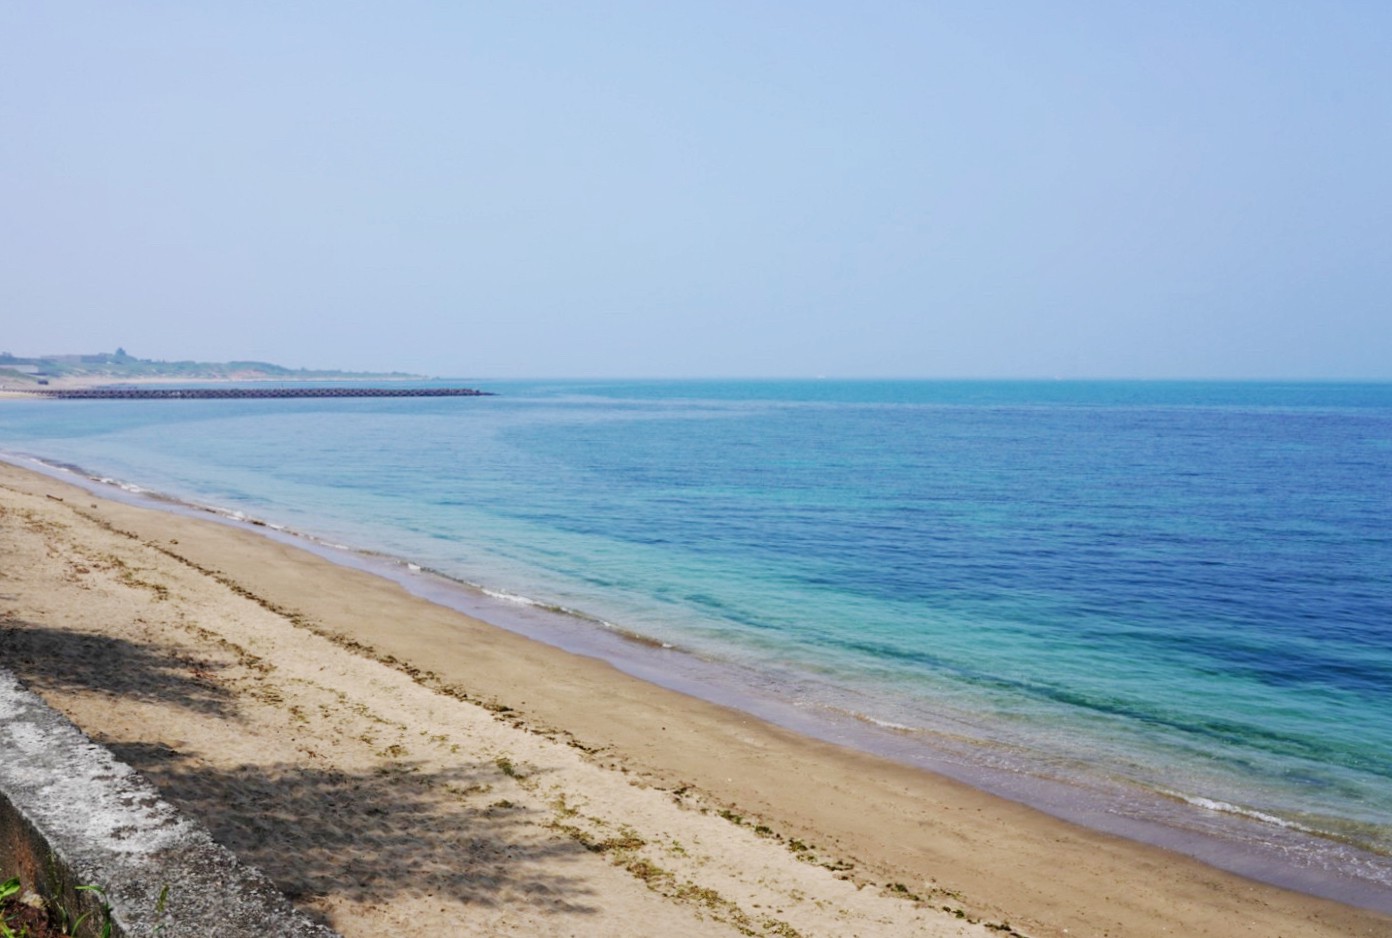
[1,461,1386,937]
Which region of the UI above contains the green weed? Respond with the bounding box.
[1,879,115,938]
[68,884,113,938]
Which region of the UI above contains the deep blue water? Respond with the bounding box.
[3,379,1391,906]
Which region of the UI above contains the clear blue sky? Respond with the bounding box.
[3,2,1389,378]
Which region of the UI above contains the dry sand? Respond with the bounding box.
[1,460,1387,937]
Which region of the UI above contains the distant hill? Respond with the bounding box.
[0,349,420,384]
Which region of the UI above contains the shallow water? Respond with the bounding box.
[4,379,1391,909]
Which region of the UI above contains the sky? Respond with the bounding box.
[2,2,1390,379]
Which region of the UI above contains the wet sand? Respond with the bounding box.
[1,460,1387,937]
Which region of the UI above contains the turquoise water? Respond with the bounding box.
[4,379,1391,908]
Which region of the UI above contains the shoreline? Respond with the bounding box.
[10,451,1392,915]
[2,459,1389,936]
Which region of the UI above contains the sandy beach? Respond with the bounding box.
[1,459,1387,937]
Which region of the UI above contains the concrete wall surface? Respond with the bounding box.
[0,668,339,937]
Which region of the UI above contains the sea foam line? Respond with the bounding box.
[1160,790,1319,835]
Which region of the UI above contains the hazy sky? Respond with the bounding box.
[3,3,1390,378]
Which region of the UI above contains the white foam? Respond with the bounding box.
[1172,792,1317,834]
[481,587,542,607]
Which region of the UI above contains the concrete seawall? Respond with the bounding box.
[0,669,338,937]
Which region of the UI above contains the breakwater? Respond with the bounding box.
[26,386,492,400]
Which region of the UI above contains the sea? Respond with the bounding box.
[2,379,1390,911]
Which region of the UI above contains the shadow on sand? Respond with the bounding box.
[0,621,235,717]
[0,620,598,918]
[105,744,597,913]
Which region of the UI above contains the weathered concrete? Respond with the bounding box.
[0,668,339,937]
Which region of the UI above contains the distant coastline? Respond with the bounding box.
[0,348,422,390]
[21,386,492,401]
[0,349,429,399]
